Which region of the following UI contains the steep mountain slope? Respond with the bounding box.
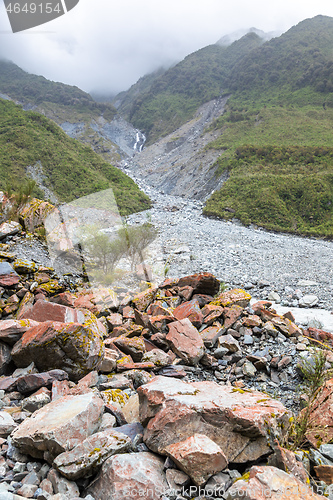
[116,32,265,144]
[121,16,333,238]
[0,99,151,216]
[0,60,142,164]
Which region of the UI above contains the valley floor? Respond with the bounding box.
[123,167,333,317]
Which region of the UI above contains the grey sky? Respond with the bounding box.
[1,0,333,95]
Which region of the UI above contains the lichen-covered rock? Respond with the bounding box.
[53,430,131,480]
[113,335,146,362]
[11,317,105,381]
[138,376,291,464]
[13,259,38,274]
[213,289,251,308]
[11,392,104,461]
[87,452,168,500]
[132,287,157,312]
[19,198,54,233]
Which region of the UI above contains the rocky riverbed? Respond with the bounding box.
[122,167,333,318]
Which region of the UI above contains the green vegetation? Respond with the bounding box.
[0,60,117,120]
[288,349,333,450]
[118,33,264,143]
[203,16,333,238]
[203,104,333,237]
[0,99,151,216]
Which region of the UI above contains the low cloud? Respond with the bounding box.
[1,0,333,95]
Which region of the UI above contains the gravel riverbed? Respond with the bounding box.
[123,166,333,316]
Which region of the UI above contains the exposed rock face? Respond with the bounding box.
[11,392,104,461]
[11,317,105,381]
[87,452,168,500]
[138,376,291,464]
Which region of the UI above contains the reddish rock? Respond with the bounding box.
[52,379,71,401]
[0,262,20,287]
[166,318,205,365]
[242,315,262,328]
[201,304,224,325]
[268,441,309,483]
[200,323,224,348]
[165,433,228,486]
[16,369,68,394]
[21,300,83,323]
[11,317,105,381]
[192,294,214,306]
[138,376,291,464]
[314,465,333,485]
[304,327,333,345]
[113,335,146,362]
[173,299,203,328]
[133,309,150,328]
[214,288,251,308]
[16,291,35,319]
[218,334,241,352]
[225,465,326,500]
[122,306,135,319]
[117,361,155,372]
[177,273,220,296]
[178,286,194,301]
[0,376,17,391]
[222,304,244,329]
[12,391,104,462]
[305,378,333,447]
[0,319,40,345]
[50,292,76,307]
[106,313,123,330]
[148,315,174,333]
[251,300,272,314]
[147,303,173,317]
[87,452,168,500]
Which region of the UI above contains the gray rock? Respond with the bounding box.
[319,444,333,462]
[299,295,319,307]
[11,392,104,462]
[53,430,131,480]
[0,411,16,437]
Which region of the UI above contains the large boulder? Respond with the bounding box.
[11,392,104,462]
[166,318,205,365]
[11,315,105,381]
[138,376,291,464]
[87,452,168,500]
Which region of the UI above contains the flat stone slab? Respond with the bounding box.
[11,392,104,461]
[138,376,291,464]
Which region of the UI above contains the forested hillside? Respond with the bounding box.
[0,99,151,215]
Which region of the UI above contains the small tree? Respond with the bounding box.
[82,225,126,275]
[118,222,157,270]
